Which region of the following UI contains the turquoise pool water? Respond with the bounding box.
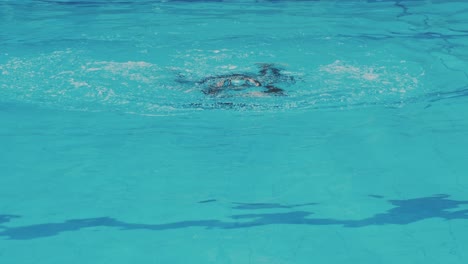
[1,0,468,263]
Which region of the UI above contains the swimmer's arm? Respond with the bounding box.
[244,77,261,86]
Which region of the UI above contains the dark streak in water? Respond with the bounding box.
[426,87,468,103]
[338,32,468,41]
[232,202,316,210]
[0,215,20,225]
[394,1,411,17]
[198,199,217,203]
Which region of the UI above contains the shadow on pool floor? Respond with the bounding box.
[1,194,467,240]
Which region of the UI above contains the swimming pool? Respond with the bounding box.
[1,0,468,263]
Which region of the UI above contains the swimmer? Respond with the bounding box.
[199,64,293,96]
[175,63,294,96]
